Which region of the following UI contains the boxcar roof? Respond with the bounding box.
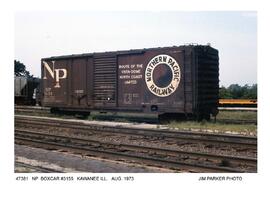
[42,44,215,61]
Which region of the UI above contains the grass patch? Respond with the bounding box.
[168,120,257,135]
[215,110,257,121]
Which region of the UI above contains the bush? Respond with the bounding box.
[219,84,257,99]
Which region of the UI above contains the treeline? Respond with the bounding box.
[219,84,257,99]
[14,60,33,77]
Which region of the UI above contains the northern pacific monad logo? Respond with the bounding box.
[145,54,181,97]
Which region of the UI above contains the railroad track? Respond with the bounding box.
[15,115,257,173]
[15,115,257,149]
[15,129,255,173]
[15,106,50,115]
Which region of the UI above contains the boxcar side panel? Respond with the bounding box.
[117,47,188,113]
[117,53,144,110]
[70,58,88,108]
[41,45,218,119]
[87,57,94,108]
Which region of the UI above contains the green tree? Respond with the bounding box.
[219,84,257,99]
[14,60,33,77]
[242,84,257,99]
[228,84,243,99]
[219,86,232,99]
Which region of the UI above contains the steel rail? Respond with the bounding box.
[15,137,246,173]
[15,115,257,148]
[15,129,257,166]
[15,130,256,173]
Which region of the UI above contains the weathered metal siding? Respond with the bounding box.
[41,45,219,118]
[182,47,195,113]
[15,76,40,105]
[117,48,189,113]
[195,46,219,117]
[93,54,117,108]
[86,58,94,108]
[41,59,68,105]
[117,53,144,110]
[15,77,27,97]
[69,58,88,107]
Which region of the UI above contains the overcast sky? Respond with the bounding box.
[15,11,257,87]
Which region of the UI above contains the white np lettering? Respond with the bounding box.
[43,61,67,88]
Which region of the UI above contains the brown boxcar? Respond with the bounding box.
[41,45,219,120]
